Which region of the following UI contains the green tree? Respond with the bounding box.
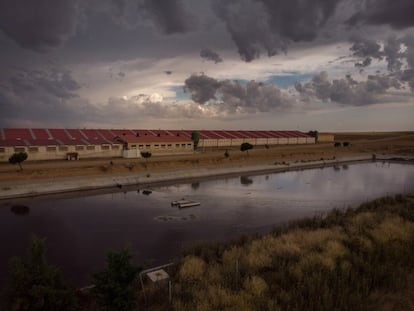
[240,142,253,155]
[307,130,318,138]
[140,151,152,162]
[191,131,199,150]
[9,152,28,171]
[2,236,77,311]
[93,249,141,311]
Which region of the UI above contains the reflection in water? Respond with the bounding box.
[191,182,200,190]
[10,205,30,215]
[0,162,413,286]
[240,176,253,186]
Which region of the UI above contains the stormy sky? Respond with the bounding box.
[0,0,413,131]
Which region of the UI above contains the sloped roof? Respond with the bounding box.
[0,128,312,147]
[115,134,192,144]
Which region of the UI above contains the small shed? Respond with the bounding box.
[317,133,335,143]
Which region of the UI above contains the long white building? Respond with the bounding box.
[0,128,315,162]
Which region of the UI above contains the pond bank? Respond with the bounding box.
[0,154,412,200]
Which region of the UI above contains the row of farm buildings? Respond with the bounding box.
[0,128,315,162]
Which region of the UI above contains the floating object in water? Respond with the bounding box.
[171,199,200,208]
[142,190,152,195]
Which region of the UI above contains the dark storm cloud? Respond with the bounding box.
[355,58,372,69]
[349,35,407,72]
[350,36,414,72]
[184,74,221,104]
[295,72,402,105]
[350,36,382,59]
[0,0,80,52]
[184,74,295,112]
[403,35,414,69]
[142,0,195,34]
[106,0,195,34]
[0,67,88,126]
[211,0,342,62]
[200,48,223,63]
[347,0,414,29]
[6,68,81,99]
[219,79,294,112]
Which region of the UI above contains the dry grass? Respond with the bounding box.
[167,194,414,311]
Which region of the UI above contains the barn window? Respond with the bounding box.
[76,146,84,151]
[87,145,95,150]
[14,147,25,152]
[101,145,110,150]
[0,148,5,153]
[59,146,68,151]
[47,146,56,152]
[28,147,38,152]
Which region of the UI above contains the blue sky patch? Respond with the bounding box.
[265,73,314,88]
[172,85,192,100]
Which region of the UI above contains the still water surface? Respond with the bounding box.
[1,162,413,286]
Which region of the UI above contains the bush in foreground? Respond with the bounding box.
[93,249,141,311]
[2,236,77,311]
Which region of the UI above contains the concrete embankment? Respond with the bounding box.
[0,154,410,200]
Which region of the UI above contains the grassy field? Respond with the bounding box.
[1,131,413,183]
[139,194,414,311]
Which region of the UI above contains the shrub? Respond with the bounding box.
[93,249,141,311]
[100,165,109,172]
[179,256,206,281]
[9,152,28,171]
[124,163,134,171]
[240,143,253,154]
[3,236,77,311]
[140,151,152,161]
